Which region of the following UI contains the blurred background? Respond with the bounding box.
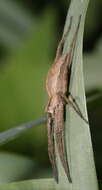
[0,0,102,184]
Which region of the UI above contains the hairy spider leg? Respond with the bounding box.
[55,16,73,61]
[68,93,89,124]
[54,103,72,183]
[65,15,82,70]
[47,113,58,182]
[60,93,88,124]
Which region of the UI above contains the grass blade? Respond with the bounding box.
[0,117,46,145]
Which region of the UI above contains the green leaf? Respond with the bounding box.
[0,152,37,184]
[53,0,99,189]
[0,179,55,190]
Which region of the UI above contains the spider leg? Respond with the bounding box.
[45,97,52,112]
[54,104,72,183]
[47,113,58,183]
[55,16,73,61]
[64,15,82,71]
[61,93,89,124]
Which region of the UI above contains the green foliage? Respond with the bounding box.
[0,0,101,189]
[0,152,36,183]
[0,179,55,190]
[0,8,56,160]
